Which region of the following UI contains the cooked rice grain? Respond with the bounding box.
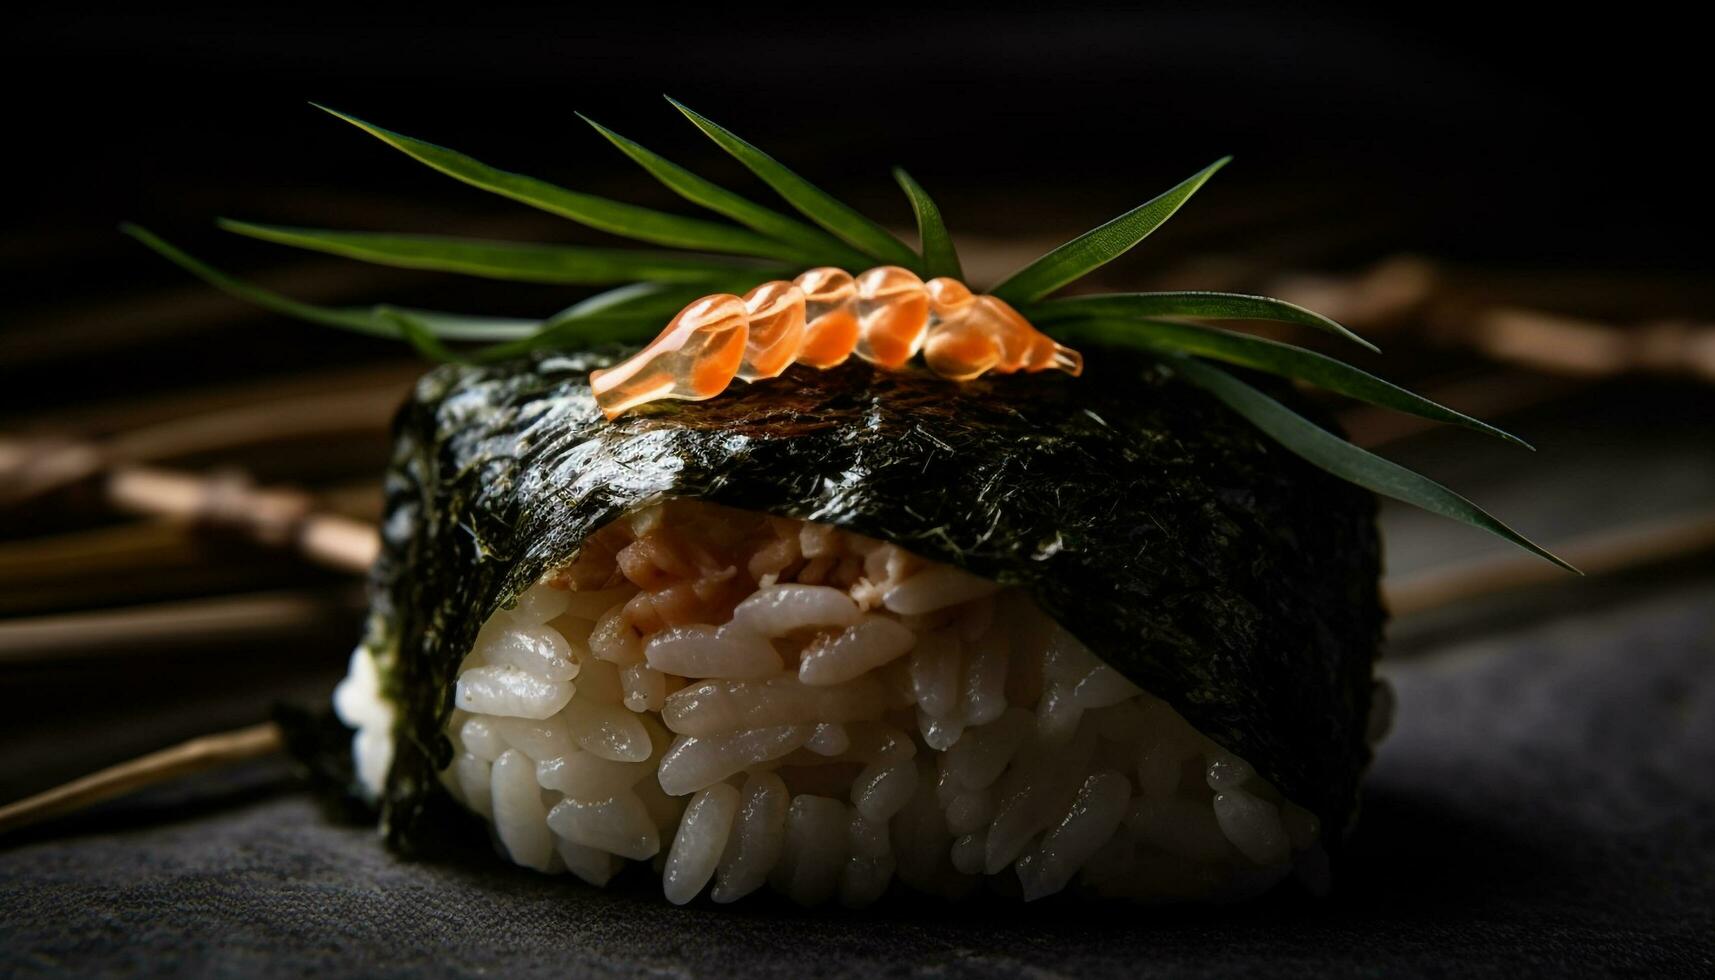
[344,499,1332,904]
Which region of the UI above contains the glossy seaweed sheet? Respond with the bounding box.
[369,347,1384,853]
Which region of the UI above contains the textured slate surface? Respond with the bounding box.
[4,569,1711,978]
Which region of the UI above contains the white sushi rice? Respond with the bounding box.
[332,640,394,799]
[338,499,1347,904]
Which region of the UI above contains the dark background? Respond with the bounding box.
[14,5,1710,249]
[10,5,1707,262]
[7,5,1710,419]
[4,7,1712,977]
[16,6,1715,422]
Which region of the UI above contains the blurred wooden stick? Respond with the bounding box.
[0,478,379,616]
[1442,307,1715,381]
[0,588,365,664]
[0,520,251,617]
[1269,256,1715,382]
[9,361,416,437]
[0,519,211,584]
[1,381,403,505]
[104,465,378,573]
[1383,507,1715,617]
[0,722,284,837]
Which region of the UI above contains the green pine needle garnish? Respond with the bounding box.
[380,307,472,365]
[665,97,920,269]
[1168,356,1574,572]
[125,104,1571,569]
[990,157,1231,305]
[577,113,872,270]
[219,219,793,287]
[1048,317,1528,448]
[892,168,964,281]
[121,223,675,344]
[124,223,532,340]
[1029,290,1377,353]
[314,104,803,262]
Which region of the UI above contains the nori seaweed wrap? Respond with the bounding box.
[331,346,1384,904]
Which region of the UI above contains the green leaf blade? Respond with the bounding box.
[667,98,919,269]
[1030,290,1376,353]
[1050,317,1527,448]
[892,168,964,281]
[314,105,805,262]
[388,309,544,341]
[991,157,1231,305]
[123,224,629,344]
[219,220,791,287]
[578,114,871,269]
[376,307,468,364]
[126,223,400,339]
[550,281,716,322]
[470,309,664,363]
[1169,355,1575,571]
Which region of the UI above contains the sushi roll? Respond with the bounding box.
[129,101,1560,905]
[330,350,1384,905]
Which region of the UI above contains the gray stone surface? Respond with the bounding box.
[4,571,1711,978]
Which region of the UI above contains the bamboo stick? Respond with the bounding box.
[0,520,236,616]
[7,360,417,437]
[1264,256,1441,331]
[0,520,208,582]
[0,589,365,663]
[314,479,386,521]
[1266,256,1715,382]
[1383,507,1715,618]
[0,723,285,837]
[1,379,405,505]
[0,477,380,607]
[1439,307,1715,382]
[103,465,378,573]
